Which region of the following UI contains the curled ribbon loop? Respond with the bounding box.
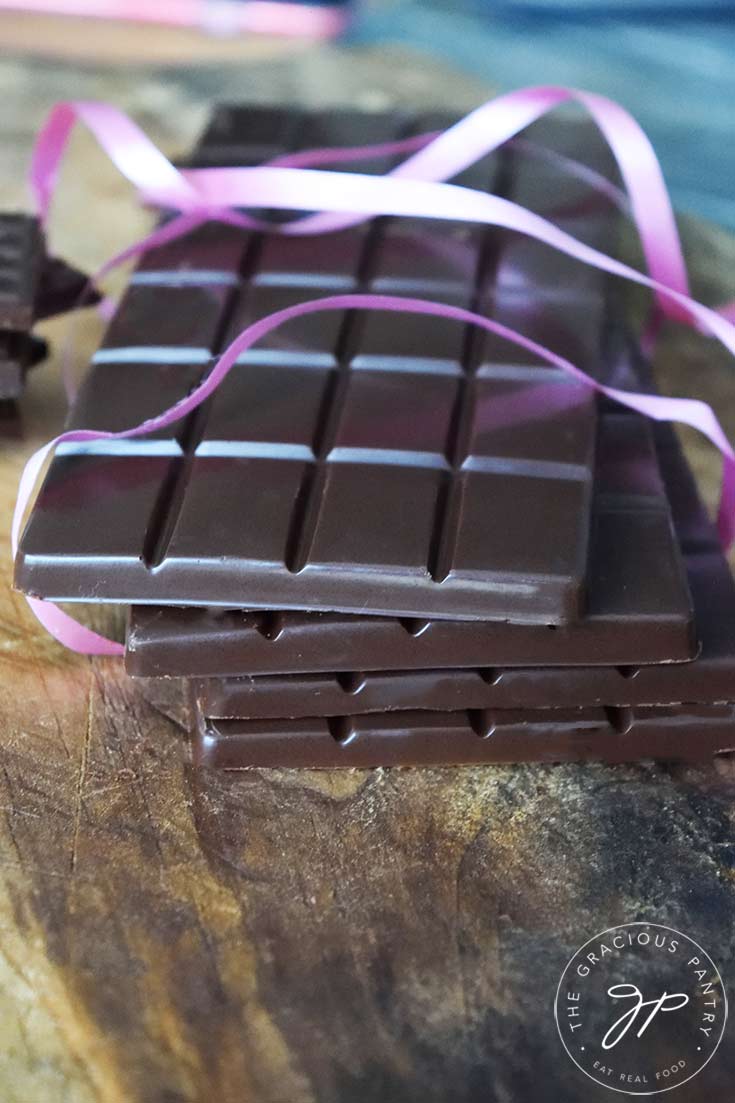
[34,87,689,312]
[16,88,735,654]
[31,100,198,225]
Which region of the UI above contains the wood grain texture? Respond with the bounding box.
[0,40,734,1103]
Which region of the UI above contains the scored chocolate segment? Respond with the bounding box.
[193,702,735,769]
[255,227,370,290]
[98,283,235,357]
[125,408,696,677]
[0,214,43,331]
[64,360,206,448]
[16,105,626,622]
[367,219,485,297]
[133,222,252,282]
[295,108,417,174]
[200,362,331,455]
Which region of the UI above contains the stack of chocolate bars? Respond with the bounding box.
[13,106,735,767]
[0,214,95,399]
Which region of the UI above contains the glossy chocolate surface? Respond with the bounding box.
[126,410,696,676]
[16,106,622,623]
[193,702,735,769]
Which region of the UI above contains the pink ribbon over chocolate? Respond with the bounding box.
[15,85,735,655]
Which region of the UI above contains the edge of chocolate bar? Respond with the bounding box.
[193,702,735,769]
[125,403,697,676]
[189,548,733,718]
[0,214,43,331]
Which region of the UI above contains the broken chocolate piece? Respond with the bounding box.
[0,214,43,331]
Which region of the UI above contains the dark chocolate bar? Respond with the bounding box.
[193,702,735,768]
[0,214,43,331]
[193,550,730,717]
[126,409,695,676]
[15,106,622,624]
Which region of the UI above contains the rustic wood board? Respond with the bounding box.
[0,41,734,1102]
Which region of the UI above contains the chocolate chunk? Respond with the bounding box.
[192,552,730,717]
[133,222,251,282]
[0,214,99,325]
[98,282,234,356]
[34,255,101,321]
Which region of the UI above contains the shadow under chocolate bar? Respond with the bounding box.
[193,703,735,769]
[16,106,624,624]
[126,408,696,677]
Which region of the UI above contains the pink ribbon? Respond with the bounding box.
[16,87,735,654]
[0,1,349,37]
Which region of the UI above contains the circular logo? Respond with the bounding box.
[554,922,727,1095]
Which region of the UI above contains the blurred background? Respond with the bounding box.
[364,0,735,230]
[0,0,733,229]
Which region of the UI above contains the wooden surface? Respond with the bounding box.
[0,32,735,1103]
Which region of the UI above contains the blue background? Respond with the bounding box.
[357,1,735,229]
